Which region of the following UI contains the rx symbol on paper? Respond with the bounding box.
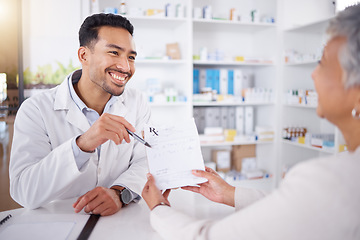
[150,127,158,136]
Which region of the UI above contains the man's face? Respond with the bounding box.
[86,26,136,96]
[312,36,356,125]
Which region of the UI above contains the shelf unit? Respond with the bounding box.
[284,103,317,109]
[135,59,187,64]
[279,0,342,175]
[193,18,276,27]
[91,0,279,189]
[201,140,273,147]
[192,0,279,189]
[127,15,187,22]
[193,60,275,67]
[283,16,334,33]
[193,102,274,107]
[284,61,319,67]
[89,0,342,190]
[281,140,335,154]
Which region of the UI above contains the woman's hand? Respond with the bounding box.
[142,173,171,210]
[182,167,235,207]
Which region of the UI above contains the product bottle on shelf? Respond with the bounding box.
[119,0,127,15]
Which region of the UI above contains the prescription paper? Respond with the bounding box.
[144,118,207,190]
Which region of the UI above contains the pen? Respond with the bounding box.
[126,129,152,148]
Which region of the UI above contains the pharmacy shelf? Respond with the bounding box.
[201,140,273,147]
[136,59,186,64]
[282,139,335,154]
[126,15,187,28]
[194,101,274,107]
[193,18,276,32]
[127,15,187,21]
[149,102,189,107]
[284,60,319,66]
[193,60,274,67]
[125,16,187,27]
[280,4,337,179]
[284,16,333,33]
[284,103,317,109]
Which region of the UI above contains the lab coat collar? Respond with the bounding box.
[53,70,90,132]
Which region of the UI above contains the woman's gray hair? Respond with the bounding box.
[327,4,360,88]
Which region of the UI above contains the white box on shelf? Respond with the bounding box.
[244,106,254,135]
[233,69,243,97]
[256,126,274,141]
[235,106,245,135]
[199,134,225,143]
[243,169,264,179]
[205,107,221,127]
[193,107,205,134]
[219,68,228,95]
[199,69,207,91]
[212,149,231,172]
[204,127,223,135]
[220,107,228,129]
[241,157,257,173]
[227,107,236,129]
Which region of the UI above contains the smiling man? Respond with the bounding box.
[9,13,151,216]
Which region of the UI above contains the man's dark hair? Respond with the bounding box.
[79,13,134,49]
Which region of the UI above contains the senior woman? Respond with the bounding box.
[142,4,360,240]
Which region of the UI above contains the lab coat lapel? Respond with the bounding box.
[54,73,90,133]
[66,103,91,132]
[99,93,128,164]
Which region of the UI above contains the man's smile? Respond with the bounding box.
[109,71,129,85]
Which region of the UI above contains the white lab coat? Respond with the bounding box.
[9,72,151,209]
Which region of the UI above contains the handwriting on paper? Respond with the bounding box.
[144,119,207,190]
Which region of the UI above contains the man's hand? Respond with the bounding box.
[73,186,122,216]
[182,167,236,207]
[76,113,136,152]
[142,174,171,210]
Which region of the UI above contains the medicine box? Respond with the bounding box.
[231,144,256,172]
[212,149,231,172]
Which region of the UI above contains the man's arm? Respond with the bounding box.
[73,92,152,215]
[9,99,93,209]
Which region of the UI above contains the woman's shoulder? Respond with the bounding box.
[295,149,359,173]
[283,151,360,195]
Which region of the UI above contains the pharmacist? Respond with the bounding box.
[9,13,151,216]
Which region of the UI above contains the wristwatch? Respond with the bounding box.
[114,187,132,205]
